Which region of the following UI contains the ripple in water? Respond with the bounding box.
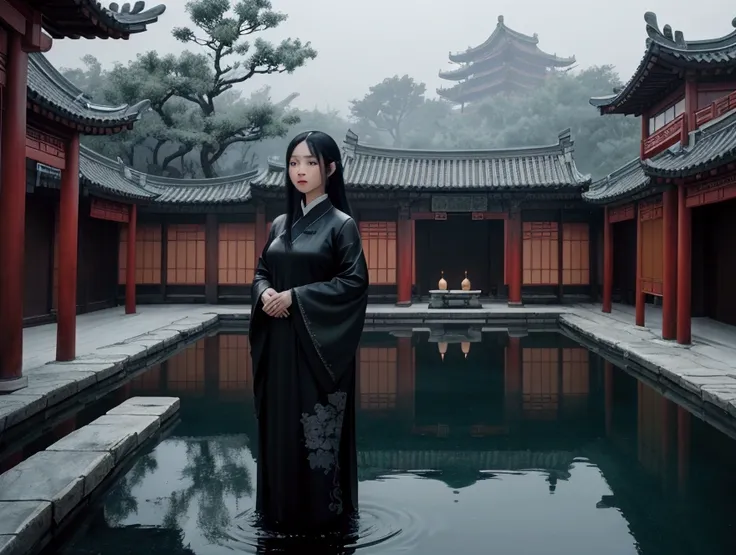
[222,498,423,554]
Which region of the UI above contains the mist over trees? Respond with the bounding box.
[61,0,639,180]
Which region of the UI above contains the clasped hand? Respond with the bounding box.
[261,288,292,318]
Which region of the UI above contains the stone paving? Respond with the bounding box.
[3,301,736,449]
[0,396,179,555]
[560,303,736,436]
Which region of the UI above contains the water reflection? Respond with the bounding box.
[50,329,736,555]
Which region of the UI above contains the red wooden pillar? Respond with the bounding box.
[0,32,29,391]
[396,208,412,306]
[125,204,137,314]
[507,209,522,305]
[635,202,645,326]
[254,203,267,262]
[676,185,692,344]
[56,134,81,362]
[602,207,613,313]
[662,189,678,339]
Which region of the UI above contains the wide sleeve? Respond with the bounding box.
[291,217,369,387]
[251,222,279,309]
[248,217,283,416]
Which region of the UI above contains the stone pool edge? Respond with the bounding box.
[0,312,219,451]
[0,396,180,555]
[559,313,736,440]
[6,305,736,450]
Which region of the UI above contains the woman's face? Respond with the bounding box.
[289,141,324,196]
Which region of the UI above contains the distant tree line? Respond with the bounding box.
[61,0,639,180]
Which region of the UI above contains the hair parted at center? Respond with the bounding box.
[283,130,353,245]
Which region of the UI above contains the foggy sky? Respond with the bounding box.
[46,0,734,114]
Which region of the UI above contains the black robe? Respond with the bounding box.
[248,199,369,533]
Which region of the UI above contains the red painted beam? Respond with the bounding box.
[676,185,692,344]
[602,207,613,313]
[125,204,137,314]
[56,134,80,361]
[662,189,678,339]
[0,31,28,392]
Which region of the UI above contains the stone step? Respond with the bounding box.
[0,396,179,555]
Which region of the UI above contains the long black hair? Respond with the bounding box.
[283,131,352,245]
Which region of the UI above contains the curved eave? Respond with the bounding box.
[449,22,539,64]
[34,1,166,40]
[591,14,736,116]
[582,158,652,205]
[440,47,575,81]
[28,53,150,133]
[642,112,736,178]
[437,72,541,103]
[79,145,257,204]
[588,43,667,116]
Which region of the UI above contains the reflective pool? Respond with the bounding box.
[49,329,736,555]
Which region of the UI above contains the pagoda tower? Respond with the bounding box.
[438,15,575,107]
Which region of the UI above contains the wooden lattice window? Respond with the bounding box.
[166,224,205,284]
[166,341,205,393]
[218,223,255,285]
[358,347,397,410]
[523,222,558,285]
[119,223,162,284]
[522,348,559,419]
[562,223,590,285]
[360,221,397,285]
[219,335,252,392]
[639,204,663,296]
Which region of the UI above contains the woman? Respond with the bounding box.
[248,131,369,533]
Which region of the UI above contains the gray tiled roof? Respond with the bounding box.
[78,146,256,204]
[447,15,575,66]
[642,110,736,177]
[251,129,591,192]
[31,1,166,39]
[28,53,150,132]
[590,12,736,116]
[583,158,650,204]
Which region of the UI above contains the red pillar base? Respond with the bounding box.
[0,376,28,393]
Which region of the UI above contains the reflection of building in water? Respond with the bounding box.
[602,359,692,492]
[130,334,254,400]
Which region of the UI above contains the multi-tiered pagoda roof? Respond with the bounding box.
[437,15,575,106]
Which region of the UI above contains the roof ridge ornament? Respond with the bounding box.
[106,2,166,21]
[644,11,687,47]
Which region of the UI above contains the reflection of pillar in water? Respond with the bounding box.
[604,361,613,436]
[53,414,78,441]
[660,396,676,487]
[204,334,220,396]
[504,336,522,423]
[396,337,415,423]
[677,406,691,493]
